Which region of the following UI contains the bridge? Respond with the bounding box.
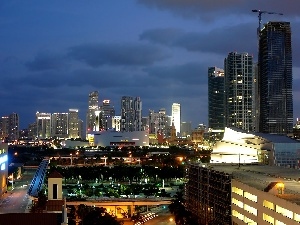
[66,198,172,217]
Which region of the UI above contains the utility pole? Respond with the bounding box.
[252,9,283,39]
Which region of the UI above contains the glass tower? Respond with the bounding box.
[259,22,293,134]
[208,67,225,130]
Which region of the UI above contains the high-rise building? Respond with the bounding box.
[8,113,19,140]
[149,108,168,135]
[36,112,51,139]
[51,113,68,138]
[172,103,181,135]
[224,52,253,131]
[68,109,80,139]
[181,121,192,137]
[259,22,293,134]
[121,96,142,132]
[0,117,9,140]
[86,91,99,134]
[208,67,225,130]
[112,116,121,131]
[101,100,115,130]
[0,114,19,141]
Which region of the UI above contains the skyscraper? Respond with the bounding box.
[68,109,80,139]
[86,91,99,134]
[172,103,181,135]
[121,96,142,132]
[224,52,253,131]
[208,67,225,130]
[36,112,51,139]
[259,22,293,134]
[51,113,68,138]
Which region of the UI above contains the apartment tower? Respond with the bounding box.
[224,52,253,131]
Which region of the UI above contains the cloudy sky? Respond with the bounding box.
[1,0,300,129]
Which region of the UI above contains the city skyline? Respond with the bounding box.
[1,1,300,129]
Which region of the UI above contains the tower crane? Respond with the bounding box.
[252,9,283,38]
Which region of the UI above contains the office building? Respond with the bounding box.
[68,109,80,139]
[181,121,192,137]
[51,113,68,138]
[0,116,9,140]
[172,103,181,135]
[86,91,99,135]
[224,52,253,131]
[121,96,142,132]
[112,116,121,131]
[36,112,51,139]
[208,67,225,130]
[259,22,293,134]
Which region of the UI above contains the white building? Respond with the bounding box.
[87,130,149,147]
[211,127,300,167]
[172,103,181,136]
[36,112,51,139]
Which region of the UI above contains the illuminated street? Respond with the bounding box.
[0,170,34,214]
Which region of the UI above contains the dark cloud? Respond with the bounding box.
[141,24,257,58]
[26,52,69,71]
[137,0,300,20]
[67,43,170,67]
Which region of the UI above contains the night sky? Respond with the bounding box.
[1,0,300,129]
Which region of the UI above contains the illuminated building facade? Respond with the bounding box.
[0,143,8,195]
[121,96,142,132]
[224,52,253,131]
[36,112,51,139]
[211,127,300,168]
[259,22,293,134]
[0,113,19,141]
[87,130,149,147]
[186,164,300,225]
[112,116,121,131]
[208,67,225,130]
[101,100,115,130]
[172,103,181,136]
[51,113,68,138]
[86,91,99,135]
[68,109,80,139]
[149,108,168,135]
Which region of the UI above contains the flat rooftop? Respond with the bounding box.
[204,164,300,205]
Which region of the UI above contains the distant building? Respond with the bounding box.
[112,116,121,131]
[149,108,168,136]
[121,96,142,132]
[0,113,19,141]
[87,130,149,147]
[181,121,192,137]
[51,113,68,138]
[36,112,51,139]
[208,67,225,130]
[224,52,253,131]
[259,22,293,134]
[100,100,115,130]
[172,103,181,136]
[86,91,99,136]
[68,109,80,139]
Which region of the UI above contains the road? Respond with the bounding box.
[144,212,175,225]
[0,170,35,214]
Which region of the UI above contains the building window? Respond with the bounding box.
[53,184,58,199]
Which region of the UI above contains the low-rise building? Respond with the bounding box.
[186,163,300,225]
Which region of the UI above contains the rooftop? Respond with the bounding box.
[203,164,300,205]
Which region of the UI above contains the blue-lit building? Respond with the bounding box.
[208,67,225,130]
[0,143,8,195]
[259,21,293,134]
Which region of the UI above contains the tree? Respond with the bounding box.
[81,206,123,225]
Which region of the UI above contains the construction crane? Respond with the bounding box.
[252,9,283,38]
